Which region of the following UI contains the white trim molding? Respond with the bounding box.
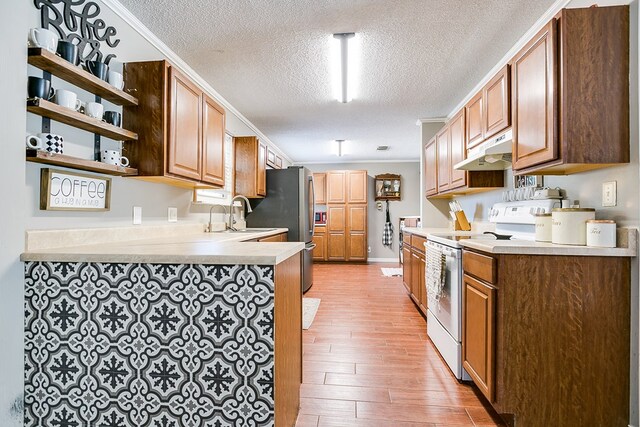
[100,0,293,164]
[416,117,448,125]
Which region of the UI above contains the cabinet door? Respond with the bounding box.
[418,253,427,314]
[484,65,510,139]
[275,155,283,169]
[257,140,267,196]
[424,138,438,197]
[402,246,412,293]
[201,94,225,186]
[327,171,346,203]
[347,205,367,261]
[466,91,484,150]
[266,147,276,168]
[312,233,326,261]
[313,173,327,204]
[511,20,558,171]
[462,273,496,402]
[436,126,450,192]
[327,205,345,232]
[168,67,201,180]
[448,110,467,190]
[410,250,421,301]
[348,170,367,204]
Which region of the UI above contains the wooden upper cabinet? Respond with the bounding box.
[201,94,225,186]
[122,60,226,188]
[436,126,450,192]
[347,170,367,204]
[313,173,327,204]
[266,147,277,168]
[465,92,484,150]
[234,136,267,198]
[511,20,558,171]
[424,137,438,197]
[326,171,346,203]
[448,109,467,190]
[510,6,629,175]
[167,67,202,181]
[483,65,510,139]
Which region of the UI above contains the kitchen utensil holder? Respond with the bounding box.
[454,210,471,231]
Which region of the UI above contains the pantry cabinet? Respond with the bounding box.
[234,136,267,198]
[312,225,326,261]
[511,6,629,175]
[123,60,226,188]
[313,173,327,204]
[326,171,346,204]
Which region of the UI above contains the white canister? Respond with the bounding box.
[586,220,617,248]
[535,213,552,242]
[551,208,596,246]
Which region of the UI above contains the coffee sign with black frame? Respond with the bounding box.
[40,168,111,211]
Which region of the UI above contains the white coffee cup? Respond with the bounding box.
[107,70,124,90]
[54,89,81,111]
[26,134,43,149]
[84,102,104,119]
[28,28,59,53]
[101,149,129,167]
[38,133,64,154]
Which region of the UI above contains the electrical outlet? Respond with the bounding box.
[602,181,617,207]
[168,207,178,222]
[133,206,142,225]
[367,246,371,253]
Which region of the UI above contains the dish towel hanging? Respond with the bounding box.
[382,200,393,248]
[426,245,447,302]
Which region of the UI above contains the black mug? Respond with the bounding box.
[56,40,79,66]
[27,76,54,100]
[103,111,121,127]
[85,60,108,81]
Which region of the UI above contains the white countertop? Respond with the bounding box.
[20,227,304,265]
[403,226,637,257]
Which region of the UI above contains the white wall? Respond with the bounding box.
[300,162,421,261]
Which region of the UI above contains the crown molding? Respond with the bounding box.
[416,117,447,125]
[446,0,571,119]
[99,0,293,164]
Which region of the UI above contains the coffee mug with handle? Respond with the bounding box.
[26,134,43,150]
[27,76,54,100]
[101,149,129,167]
[103,111,122,127]
[28,28,58,53]
[54,89,81,111]
[32,133,64,154]
[84,102,104,119]
[107,70,124,90]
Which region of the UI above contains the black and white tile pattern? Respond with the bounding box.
[24,262,275,426]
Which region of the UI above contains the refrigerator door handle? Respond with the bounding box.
[305,243,317,251]
[309,175,316,237]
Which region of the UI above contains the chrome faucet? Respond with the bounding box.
[228,195,253,231]
[207,204,227,232]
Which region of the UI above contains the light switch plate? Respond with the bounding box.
[133,206,142,225]
[602,181,617,207]
[168,207,178,222]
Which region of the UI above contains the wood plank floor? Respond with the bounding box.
[295,263,504,427]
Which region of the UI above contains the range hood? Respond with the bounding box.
[454,128,513,171]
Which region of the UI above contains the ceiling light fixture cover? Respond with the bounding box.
[335,139,345,156]
[332,33,356,103]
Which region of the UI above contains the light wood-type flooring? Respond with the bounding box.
[295,263,504,427]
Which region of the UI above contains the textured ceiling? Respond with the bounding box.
[118,0,556,163]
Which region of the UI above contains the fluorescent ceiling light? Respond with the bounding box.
[332,33,357,103]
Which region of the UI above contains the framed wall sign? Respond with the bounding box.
[40,168,111,211]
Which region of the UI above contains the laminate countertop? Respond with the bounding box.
[20,227,303,265]
[403,226,638,257]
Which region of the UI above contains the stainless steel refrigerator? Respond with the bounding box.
[247,166,316,292]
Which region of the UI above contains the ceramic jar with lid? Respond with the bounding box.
[534,213,552,242]
[586,220,617,248]
[551,208,596,245]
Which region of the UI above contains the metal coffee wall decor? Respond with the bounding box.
[33,0,120,64]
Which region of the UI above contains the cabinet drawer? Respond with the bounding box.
[463,250,495,284]
[411,235,427,253]
[402,233,412,245]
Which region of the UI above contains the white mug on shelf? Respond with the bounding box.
[84,102,104,119]
[26,134,42,149]
[29,133,64,154]
[54,89,81,111]
[27,28,58,53]
[107,70,124,90]
[101,149,129,167]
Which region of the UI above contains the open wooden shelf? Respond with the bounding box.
[27,98,138,141]
[26,149,138,176]
[28,48,138,106]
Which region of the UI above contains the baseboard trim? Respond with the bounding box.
[368,258,400,263]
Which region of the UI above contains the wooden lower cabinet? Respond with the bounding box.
[312,230,326,261]
[258,232,287,243]
[462,249,630,426]
[327,233,345,261]
[401,232,427,316]
[401,246,411,293]
[462,273,495,401]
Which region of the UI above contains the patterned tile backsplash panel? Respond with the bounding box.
[24,262,275,427]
